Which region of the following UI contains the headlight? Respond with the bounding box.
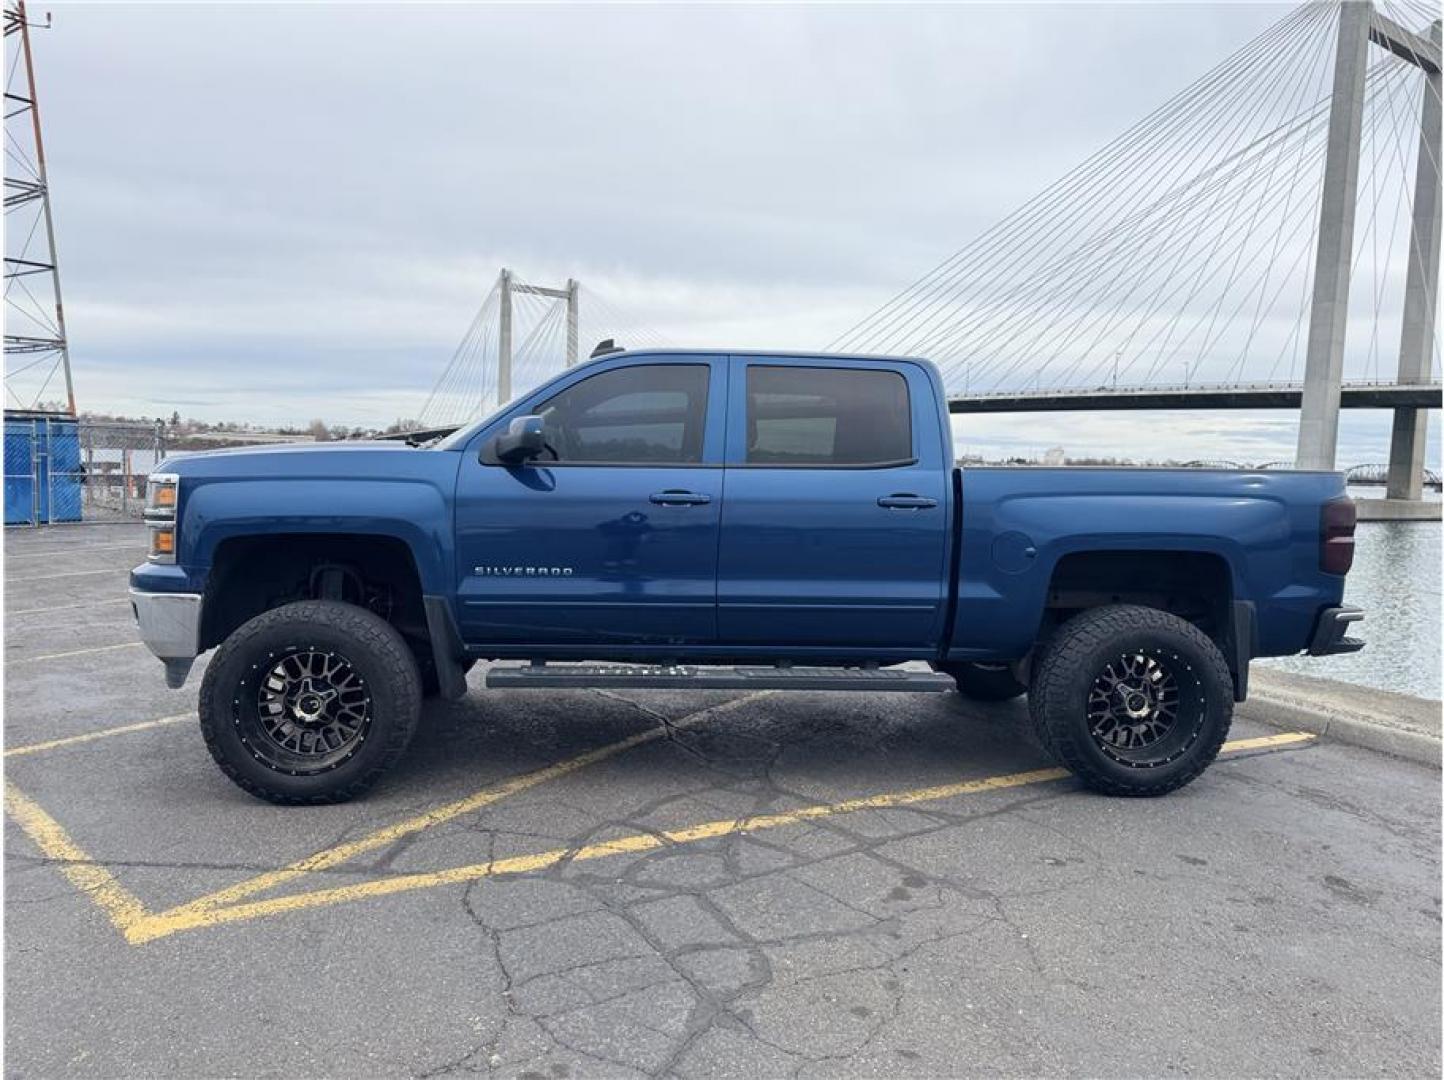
[144,473,179,564]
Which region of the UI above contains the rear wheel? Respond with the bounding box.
[198,600,422,804]
[1028,604,1232,797]
[937,661,1027,702]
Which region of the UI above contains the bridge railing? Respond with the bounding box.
[952,377,1444,399]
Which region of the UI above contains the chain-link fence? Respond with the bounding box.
[4,413,165,525]
[76,420,167,522]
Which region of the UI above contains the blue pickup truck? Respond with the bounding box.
[130,349,1362,804]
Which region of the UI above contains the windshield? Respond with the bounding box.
[431,414,494,451]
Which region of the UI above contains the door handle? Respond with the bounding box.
[649,490,712,506]
[877,494,938,510]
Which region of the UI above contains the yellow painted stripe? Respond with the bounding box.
[5,714,195,758]
[1213,731,1316,753]
[131,765,1067,940]
[4,781,151,936]
[125,731,1316,944]
[7,598,133,617]
[159,690,772,920]
[10,641,144,664]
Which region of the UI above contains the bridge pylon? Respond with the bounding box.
[1295,2,1441,494]
[497,268,580,405]
[1385,18,1441,500]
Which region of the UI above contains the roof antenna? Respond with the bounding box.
[589,338,624,359]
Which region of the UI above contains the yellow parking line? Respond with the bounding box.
[4,723,1316,946]
[134,764,1074,940]
[10,641,143,664]
[4,781,151,938]
[5,714,195,758]
[7,598,133,617]
[1213,731,1316,753]
[162,691,772,919]
[128,730,1318,943]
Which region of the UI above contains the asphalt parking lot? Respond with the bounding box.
[4,523,1441,1078]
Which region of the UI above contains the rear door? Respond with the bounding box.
[454,356,727,646]
[717,357,950,648]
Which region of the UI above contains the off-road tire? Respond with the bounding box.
[198,600,422,805]
[937,661,1027,702]
[1027,604,1232,797]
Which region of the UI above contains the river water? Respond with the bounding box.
[1260,488,1441,701]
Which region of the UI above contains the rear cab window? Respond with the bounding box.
[744,364,913,467]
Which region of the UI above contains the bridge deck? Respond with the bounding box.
[949,382,1443,413]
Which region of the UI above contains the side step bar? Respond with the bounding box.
[485,662,955,693]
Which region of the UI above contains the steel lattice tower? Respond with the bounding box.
[4,0,75,415]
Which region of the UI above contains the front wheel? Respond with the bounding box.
[198,600,423,804]
[1028,604,1233,797]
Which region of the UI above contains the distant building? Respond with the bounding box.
[1043,446,1066,466]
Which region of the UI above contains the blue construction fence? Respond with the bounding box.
[4,411,164,525]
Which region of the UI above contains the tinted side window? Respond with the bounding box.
[533,364,709,464]
[746,365,912,466]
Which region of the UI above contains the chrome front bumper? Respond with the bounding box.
[129,588,202,688]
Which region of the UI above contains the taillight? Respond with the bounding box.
[1320,497,1356,575]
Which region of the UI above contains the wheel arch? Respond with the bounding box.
[179,478,452,595]
[200,532,431,655]
[1040,548,1251,700]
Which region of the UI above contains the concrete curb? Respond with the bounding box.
[1244,668,1441,768]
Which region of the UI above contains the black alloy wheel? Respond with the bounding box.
[1028,604,1233,796]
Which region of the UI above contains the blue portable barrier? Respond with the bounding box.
[4,410,83,525]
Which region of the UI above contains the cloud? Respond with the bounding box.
[13,1,1433,468]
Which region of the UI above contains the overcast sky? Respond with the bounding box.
[14,1,1438,466]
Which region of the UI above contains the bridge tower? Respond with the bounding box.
[1296,2,1440,498]
[496,268,579,405]
[1385,17,1441,499]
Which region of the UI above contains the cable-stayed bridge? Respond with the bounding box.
[833,0,1441,499]
[421,0,1441,500]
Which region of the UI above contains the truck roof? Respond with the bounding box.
[582,347,930,366]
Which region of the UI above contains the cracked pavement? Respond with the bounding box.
[5,524,1441,1077]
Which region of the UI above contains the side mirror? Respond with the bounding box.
[492,415,546,464]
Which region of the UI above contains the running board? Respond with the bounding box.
[485,662,955,693]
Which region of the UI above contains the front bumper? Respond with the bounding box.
[129,588,203,687]
[1307,605,1365,656]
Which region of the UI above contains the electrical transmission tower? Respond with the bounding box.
[4,0,75,415]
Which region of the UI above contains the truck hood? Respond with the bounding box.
[160,440,419,468]
[156,441,459,483]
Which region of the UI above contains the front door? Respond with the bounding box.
[454,357,726,647]
[717,357,950,648]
